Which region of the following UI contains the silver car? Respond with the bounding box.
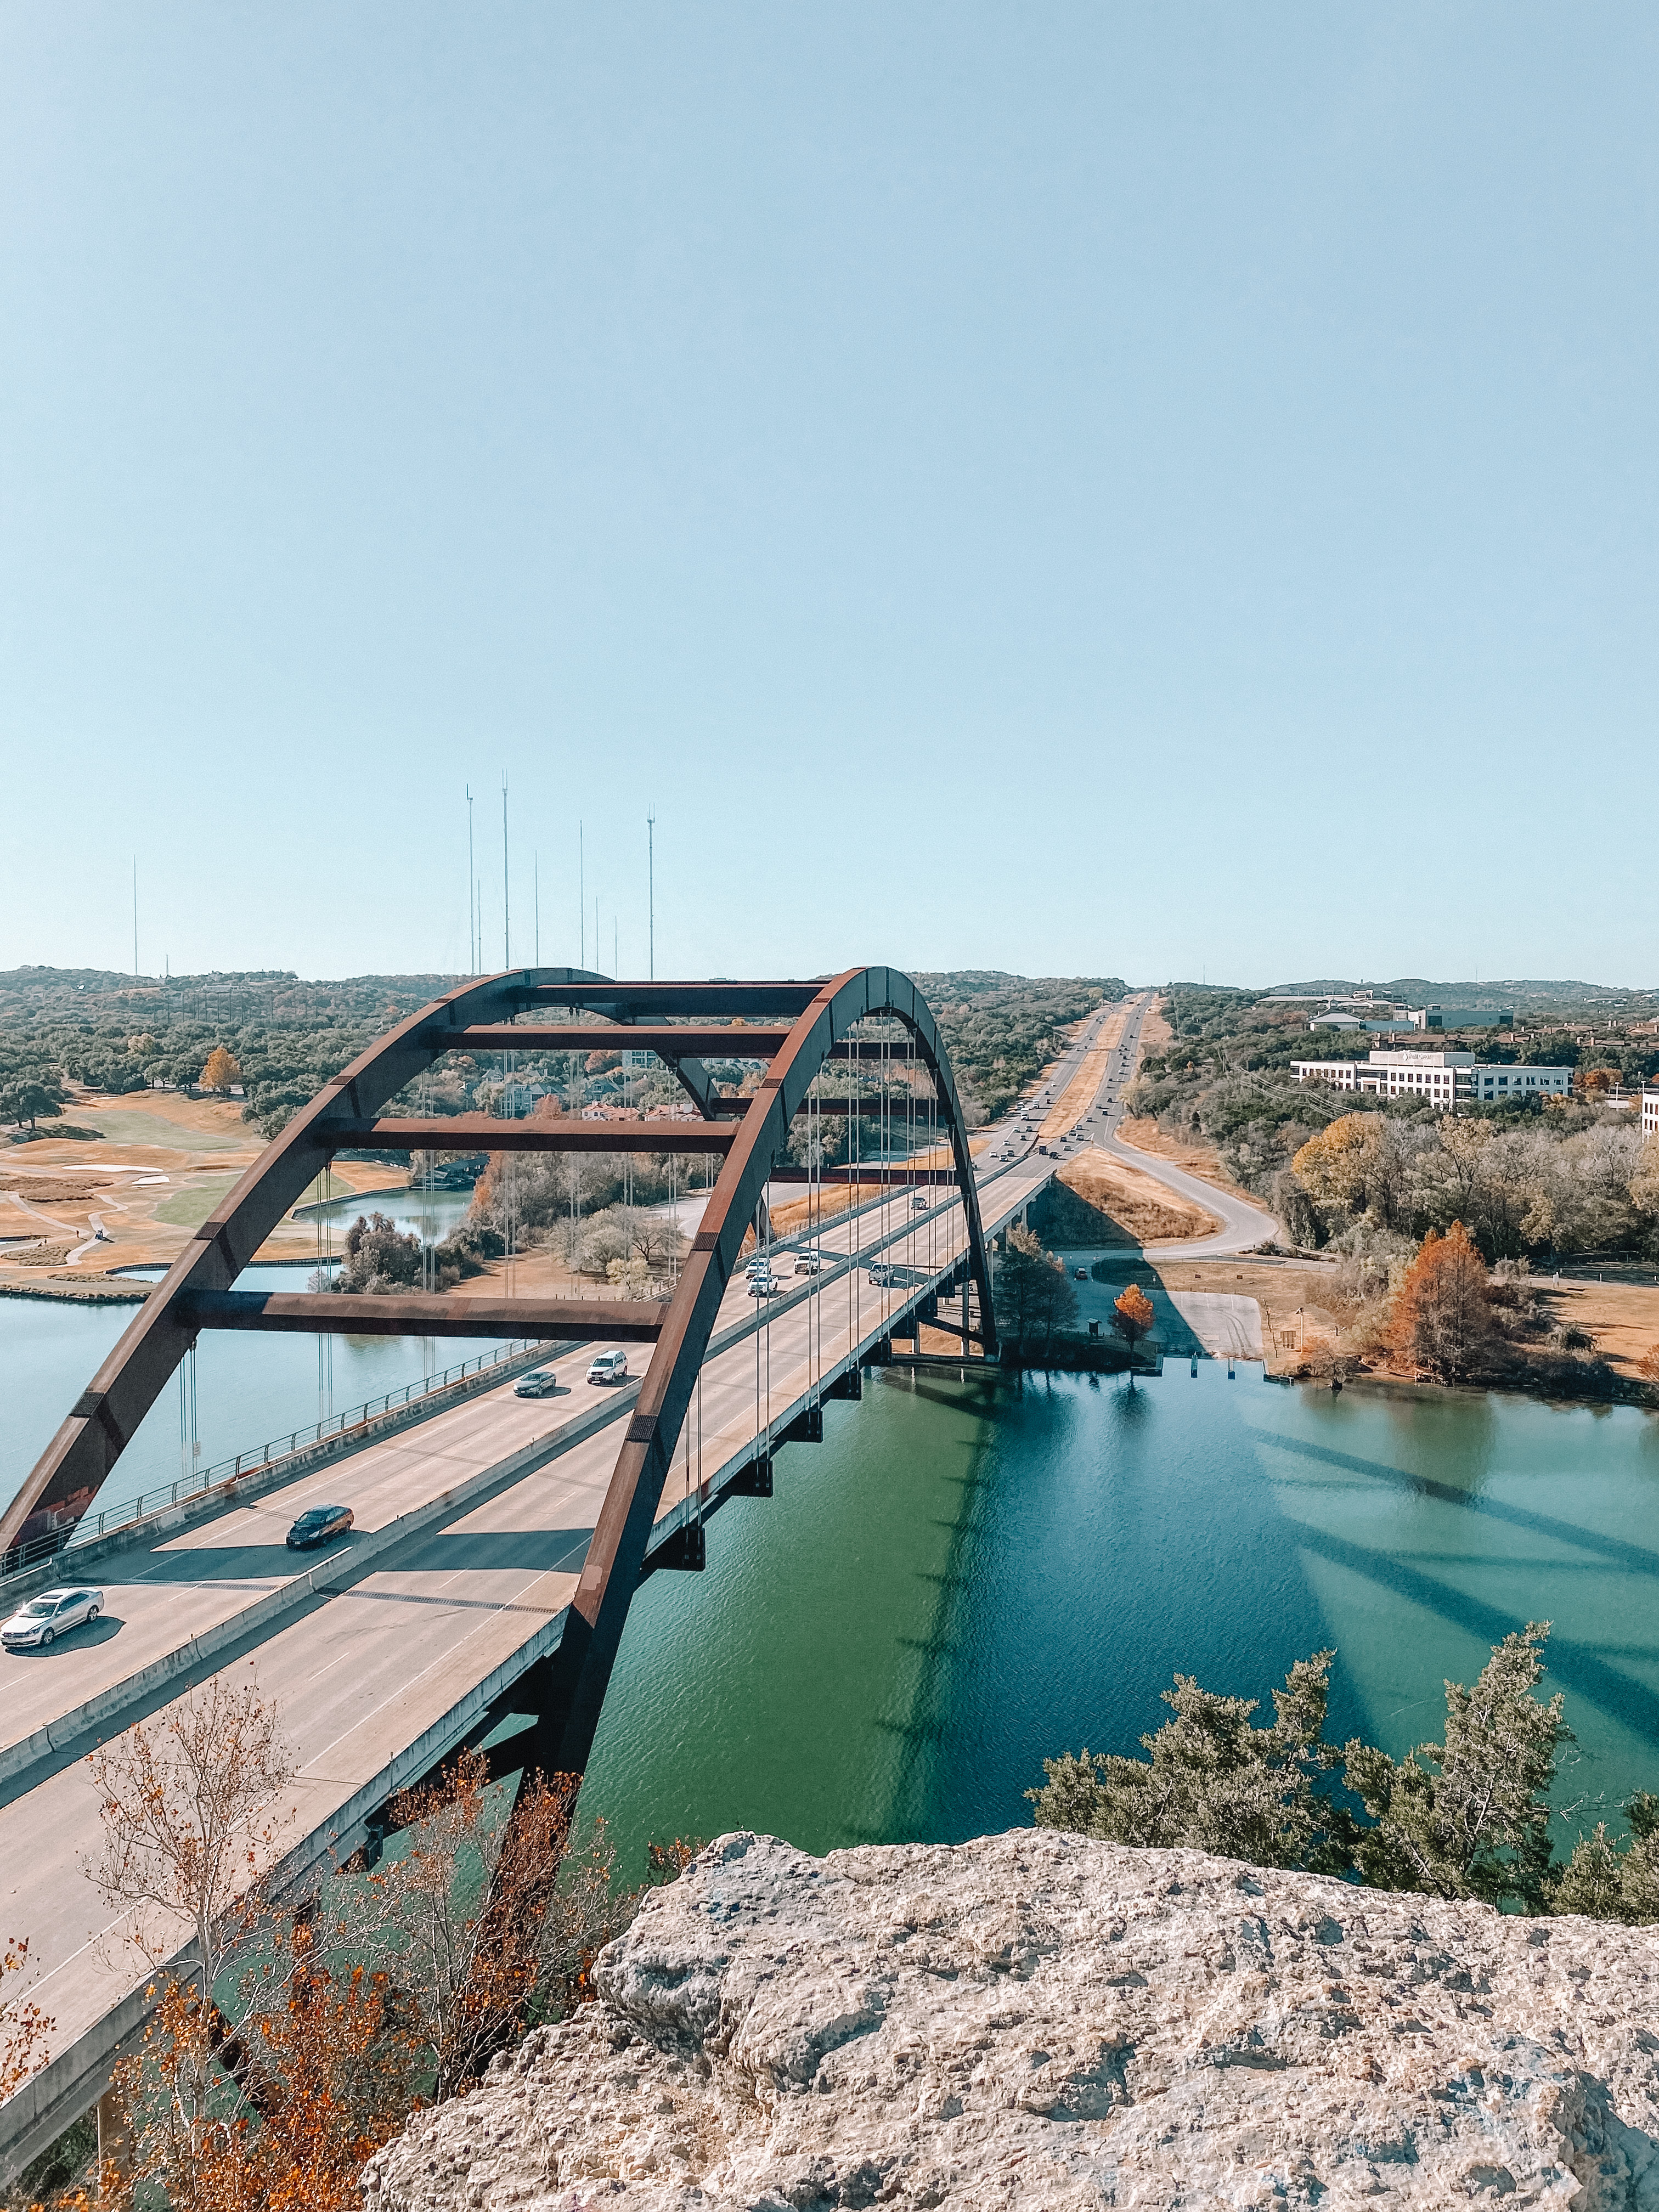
[2,1585,104,1651]
[514,1367,560,1398]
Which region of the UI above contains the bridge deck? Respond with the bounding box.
[0,1139,1059,2173]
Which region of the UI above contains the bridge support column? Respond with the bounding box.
[645,1521,705,1576]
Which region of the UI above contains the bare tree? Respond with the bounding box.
[83,1668,296,1994]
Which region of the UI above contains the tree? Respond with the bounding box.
[1031,1627,1573,1915]
[0,1075,64,1130]
[0,1935,51,2103]
[1385,1221,1498,1379]
[1339,1624,1569,1912]
[1632,1136,1659,1219]
[339,1212,424,1294]
[1291,1114,1380,1223]
[606,1255,655,1300]
[379,1750,582,2101]
[109,1937,416,2212]
[994,1223,1053,1344]
[1111,1282,1155,1365]
[201,1046,242,1092]
[1031,1253,1078,1353]
[84,1673,297,1998]
[1551,1796,1659,1923]
[1299,1330,1356,1385]
[1029,1653,1345,1872]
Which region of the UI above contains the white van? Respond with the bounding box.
[586,1349,629,1385]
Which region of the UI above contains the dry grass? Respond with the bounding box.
[1116,1116,1260,1205]
[1051,1149,1221,1245]
[74,1090,252,1140]
[1139,998,1173,1059]
[1532,1274,1659,1386]
[1153,1257,1341,1376]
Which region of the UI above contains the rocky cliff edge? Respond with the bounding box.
[363,1828,1659,2209]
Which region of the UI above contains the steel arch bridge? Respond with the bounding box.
[2,966,997,1774]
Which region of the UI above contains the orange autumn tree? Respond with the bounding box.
[200,1046,242,1092]
[1,1934,50,2103]
[1385,1221,1498,1381]
[108,1937,418,2212]
[1112,1282,1155,1363]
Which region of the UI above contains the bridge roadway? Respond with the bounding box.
[0,1009,1122,2176]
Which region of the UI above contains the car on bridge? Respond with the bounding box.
[586,1349,629,1385]
[2,1585,104,1651]
[285,1503,354,1550]
[514,1367,562,1398]
[794,1250,825,1274]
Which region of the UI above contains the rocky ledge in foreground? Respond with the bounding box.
[364,1830,1659,2209]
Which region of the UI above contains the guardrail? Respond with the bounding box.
[2,1340,535,1579]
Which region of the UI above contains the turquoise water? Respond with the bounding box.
[578,1362,1659,1877]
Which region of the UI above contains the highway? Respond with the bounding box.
[983,990,1280,1257]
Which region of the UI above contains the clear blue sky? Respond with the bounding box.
[2,5,1654,989]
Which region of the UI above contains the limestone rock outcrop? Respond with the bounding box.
[364,1828,1659,2208]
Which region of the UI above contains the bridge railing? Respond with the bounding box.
[1,1339,537,1582]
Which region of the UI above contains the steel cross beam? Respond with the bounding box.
[177,1291,668,1341]
[317,1118,737,1154]
[445,1028,792,1056]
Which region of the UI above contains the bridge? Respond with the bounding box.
[0,967,1119,2178]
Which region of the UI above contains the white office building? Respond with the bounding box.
[1291,1050,1571,1107]
[1644,1090,1659,1137]
[1465,1065,1572,1104]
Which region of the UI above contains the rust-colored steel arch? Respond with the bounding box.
[521,964,997,1773]
[2,966,997,1773]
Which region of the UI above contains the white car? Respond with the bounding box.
[794,1251,825,1275]
[586,1350,629,1385]
[2,1585,104,1651]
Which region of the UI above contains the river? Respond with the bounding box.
[576,1360,1659,1880]
[4,1288,1657,1882]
